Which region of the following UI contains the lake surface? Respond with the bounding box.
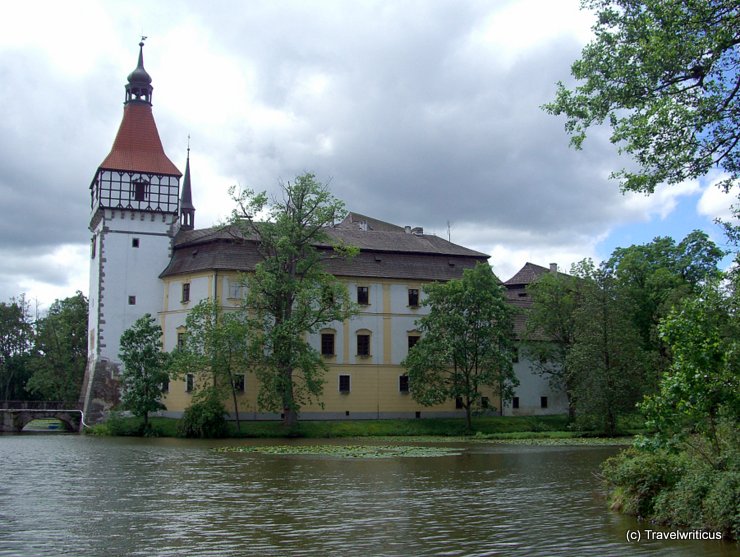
[0,435,734,556]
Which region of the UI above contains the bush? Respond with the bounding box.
[178,397,228,438]
[703,470,740,540]
[601,448,685,518]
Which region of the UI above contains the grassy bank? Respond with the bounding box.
[88,413,643,439]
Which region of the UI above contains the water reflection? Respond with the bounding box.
[0,436,733,556]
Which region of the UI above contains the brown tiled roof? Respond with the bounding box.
[337,212,405,232]
[161,222,488,280]
[98,103,181,176]
[173,224,488,258]
[504,262,551,286]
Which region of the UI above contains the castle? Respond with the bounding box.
[79,43,567,422]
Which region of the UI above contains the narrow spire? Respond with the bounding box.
[125,37,153,105]
[180,138,195,230]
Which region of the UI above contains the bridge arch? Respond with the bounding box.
[0,402,84,433]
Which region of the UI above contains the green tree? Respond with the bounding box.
[545,0,740,195]
[0,295,34,401]
[568,260,648,435]
[605,231,724,373]
[169,300,249,431]
[119,314,170,432]
[523,271,580,420]
[230,173,356,427]
[26,292,88,402]
[402,262,517,431]
[641,278,739,467]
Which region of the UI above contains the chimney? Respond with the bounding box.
[549,263,558,273]
[405,226,411,234]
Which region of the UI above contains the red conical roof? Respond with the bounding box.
[98,103,181,176]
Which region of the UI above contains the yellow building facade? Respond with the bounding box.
[156,216,501,420]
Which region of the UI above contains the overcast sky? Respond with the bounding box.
[0,0,736,311]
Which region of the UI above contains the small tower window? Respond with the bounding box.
[181,283,190,303]
[132,238,140,248]
[128,296,136,305]
[132,179,149,202]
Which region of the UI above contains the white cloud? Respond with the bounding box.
[621,180,702,222]
[698,174,737,222]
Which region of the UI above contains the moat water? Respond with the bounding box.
[0,435,734,556]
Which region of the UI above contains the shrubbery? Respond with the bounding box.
[178,396,228,438]
[602,426,739,540]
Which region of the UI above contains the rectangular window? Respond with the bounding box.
[540,396,548,409]
[128,295,136,305]
[408,288,419,307]
[512,396,519,409]
[408,335,420,350]
[481,396,490,409]
[399,375,409,394]
[132,238,140,248]
[455,396,464,409]
[182,283,190,303]
[512,348,519,363]
[357,286,369,305]
[161,377,170,393]
[177,332,186,349]
[339,374,351,394]
[228,280,245,300]
[357,334,370,356]
[186,373,194,393]
[321,333,335,356]
[132,179,149,201]
[90,237,96,259]
[233,374,245,393]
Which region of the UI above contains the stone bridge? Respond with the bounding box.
[0,401,85,433]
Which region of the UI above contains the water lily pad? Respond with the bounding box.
[213,444,463,459]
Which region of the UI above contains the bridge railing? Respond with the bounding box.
[0,401,81,411]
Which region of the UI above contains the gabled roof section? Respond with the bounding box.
[504,262,552,286]
[338,212,405,232]
[98,103,181,176]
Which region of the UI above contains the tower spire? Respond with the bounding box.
[180,136,195,230]
[125,37,153,105]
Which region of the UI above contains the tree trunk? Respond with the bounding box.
[280,363,297,428]
[230,383,241,433]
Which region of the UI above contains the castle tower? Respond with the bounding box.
[179,145,195,230]
[81,40,182,422]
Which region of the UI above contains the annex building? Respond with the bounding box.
[80,43,567,422]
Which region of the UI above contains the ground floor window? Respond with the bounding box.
[540,396,548,409]
[399,375,409,393]
[339,374,351,394]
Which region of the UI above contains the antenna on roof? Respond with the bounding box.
[447,220,452,242]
